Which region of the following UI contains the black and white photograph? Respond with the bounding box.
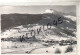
[1,5,77,54]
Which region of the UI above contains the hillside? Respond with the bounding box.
[1,14,42,31]
[1,11,77,54]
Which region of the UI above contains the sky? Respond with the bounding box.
[0,5,76,14]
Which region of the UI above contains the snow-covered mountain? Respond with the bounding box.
[1,9,76,40]
[1,9,77,54]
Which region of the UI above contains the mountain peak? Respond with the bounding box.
[44,9,55,13]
